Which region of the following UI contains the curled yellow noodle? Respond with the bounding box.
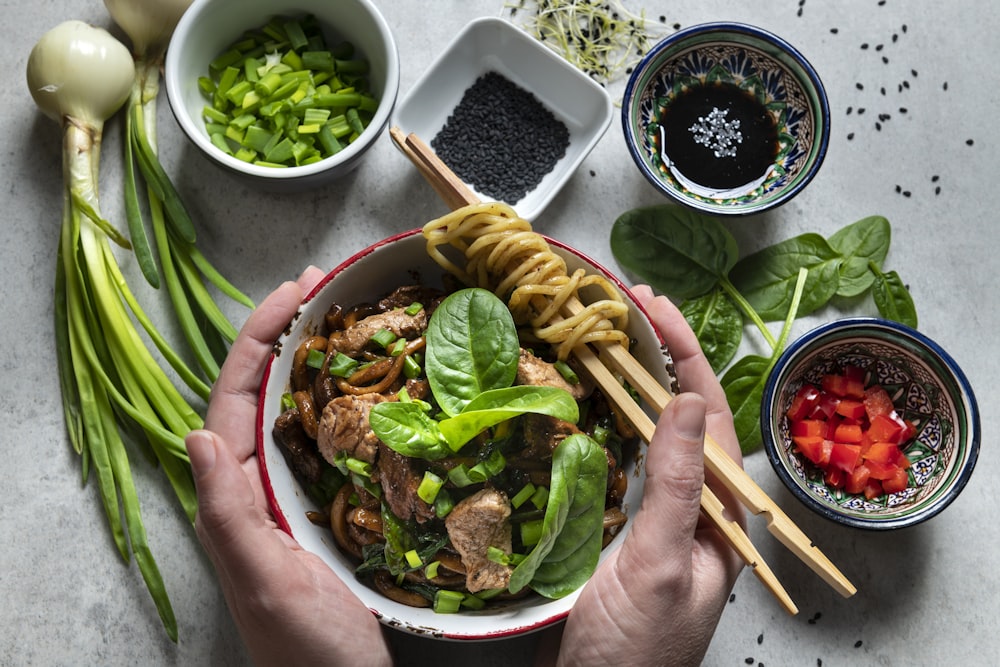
[422,202,630,359]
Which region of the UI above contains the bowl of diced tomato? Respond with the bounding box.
[761,318,979,530]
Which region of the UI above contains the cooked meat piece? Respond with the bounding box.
[316,393,388,465]
[445,488,513,593]
[328,308,429,357]
[375,442,436,524]
[378,285,443,312]
[272,409,323,485]
[520,413,583,460]
[516,348,590,400]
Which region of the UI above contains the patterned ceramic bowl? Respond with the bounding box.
[761,318,980,530]
[622,22,830,216]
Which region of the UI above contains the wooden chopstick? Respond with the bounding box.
[389,127,856,611]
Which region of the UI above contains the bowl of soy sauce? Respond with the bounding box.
[622,22,830,216]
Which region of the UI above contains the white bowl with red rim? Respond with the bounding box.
[256,230,674,639]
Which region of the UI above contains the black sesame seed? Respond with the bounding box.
[830,27,839,34]
[903,190,911,197]
[902,23,908,32]
[967,138,975,146]
[860,43,869,49]
[797,7,803,16]
[729,593,736,603]
[943,81,949,91]
[900,107,908,113]
[745,659,755,665]
[903,80,910,89]
[855,640,864,648]
[912,69,919,77]
[858,107,866,114]
[895,184,902,193]
[875,122,882,131]
[846,106,853,115]
[935,186,942,195]
[882,56,890,64]
[757,633,764,645]
[847,132,855,140]
[856,82,864,90]
[880,86,886,95]
[932,174,940,182]
[892,33,898,42]
[876,43,884,51]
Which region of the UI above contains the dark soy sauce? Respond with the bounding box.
[655,82,779,196]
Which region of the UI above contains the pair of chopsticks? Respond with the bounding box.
[388,127,856,614]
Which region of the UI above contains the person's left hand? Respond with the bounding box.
[184,267,393,667]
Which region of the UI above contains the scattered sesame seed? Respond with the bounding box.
[903,190,911,197]
[943,81,949,91]
[846,106,853,115]
[847,132,855,140]
[892,33,898,42]
[830,27,839,34]
[875,122,882,131]
[880,86,886,95]
[855,640,864,648]
[932,174,940,182]
[967,138,975,146]
[903,80,910,89]
[876,43,884,51]
[797,7,803,16]
[895,184,902,193]
[858,107,866,114]
[912,69,918,77]
[745,658,755,665]
[757,633,764,645]
[902,24,908,32]
[899,107,908,113]
[935,186,941,195]
[856,82,864,90]
[860,43,869,49]
[729,593,737,603]
[882,56,890,64]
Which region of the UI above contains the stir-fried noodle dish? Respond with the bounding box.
[272,203,651,612]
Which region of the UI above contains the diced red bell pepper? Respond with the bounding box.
[845,464,871,495]
[864,441,900,466]
[787,385,821,421]
[835,399,867,421]
[863,478,884,500]
[823,373,865,399]
[865,459,899,481]
[881,467,909,494]
[833,423,864,444]
[867,414,904,444]
[864,384,896,420]
[825,468,844,489]
[793,436,833,467]
[829,443,862,473]
[791,419,827,438]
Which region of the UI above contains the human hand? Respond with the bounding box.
[539,285,746,667]
[184,268,393,667]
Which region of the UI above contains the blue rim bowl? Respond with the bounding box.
[622,22,830,216]
[761,318,979,530]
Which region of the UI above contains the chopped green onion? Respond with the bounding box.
[404,549,422,569]
[416,471,444,505]
[448,464,476,488]
[530,485,550,510]
[554,359,580,384]
[520,519,544,547]
[371,327,397,349]
[433,490,454,518]
[345,457,372,478]
[389,338,407,357]
[460,593,487,611]
[403,355,422,379]
[404,301,424,316]
[510,482,537,509]
[424,560,441,580]
[433,589,465,614]
[327,352,358,377]
[280,392,297,411]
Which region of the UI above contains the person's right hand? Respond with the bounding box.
[538,285,746,667]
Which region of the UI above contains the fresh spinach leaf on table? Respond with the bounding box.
[828,215,891,297]
[609,204,919,453]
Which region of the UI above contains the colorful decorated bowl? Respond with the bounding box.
[622,22,830,216]
[761,318,979,530]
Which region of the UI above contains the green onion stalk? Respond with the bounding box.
[105,0,254,385]
[27,20,204,642]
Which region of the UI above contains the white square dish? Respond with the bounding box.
[392,16,613,220]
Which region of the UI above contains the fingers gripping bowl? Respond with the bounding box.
[256,228,675,639]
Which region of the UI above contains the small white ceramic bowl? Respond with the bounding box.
[165,0,399,192]
[392,17,613,221]
[256,230,673,640]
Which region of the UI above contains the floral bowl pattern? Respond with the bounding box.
[761,318,980,530]
[622,22,830,216]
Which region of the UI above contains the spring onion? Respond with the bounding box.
[416,471,444,505]
[104,0,254,387]
[27,20,197,643]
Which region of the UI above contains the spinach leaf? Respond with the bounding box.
[729,233,842,321]
[828,215,891,297]
[870,264,918,328]
[438,386,579,451]
[381,503,419,576]
[509,433,607,598]
[721,355,771,454]
[425,288,521,417]
[368,402,452,460]
[610,205,739,299]
[680,287,743,374]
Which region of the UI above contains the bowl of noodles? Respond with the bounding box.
[256,203,677,639]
